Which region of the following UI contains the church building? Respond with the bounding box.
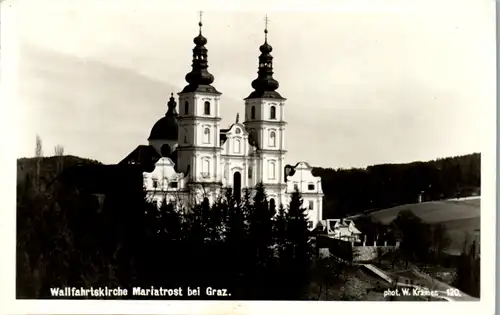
[121,16,324,229]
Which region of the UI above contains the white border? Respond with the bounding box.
[0,0,495,314]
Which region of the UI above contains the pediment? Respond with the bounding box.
[225,123,248,137]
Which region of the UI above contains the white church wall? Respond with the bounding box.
[178,126,193,146]
[285,162,324,229]
[143,157,190,209]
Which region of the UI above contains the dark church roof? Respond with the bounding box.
[119,145,161,172]
[149,93,179,141]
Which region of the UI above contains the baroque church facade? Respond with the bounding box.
[122,18,324,229]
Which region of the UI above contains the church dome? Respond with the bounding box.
[148,93,179,141]
[149,116,178,141]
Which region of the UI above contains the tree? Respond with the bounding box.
[54,145,64,156]
[54,145,65,174]
[249,183,274,268]
[273,203,287,260]
[282,190,313,298]
[246,183,276,298]
[35,134,43,158]
[430,223,451,262]
[376,246,386,265]
[34,135,43,189]
[222,188,252,296]
[453,235,480,298]
[314,256,337,300]
[391,210,432,268]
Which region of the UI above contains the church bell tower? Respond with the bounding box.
[177,13,223,190]
[243,16,287,204]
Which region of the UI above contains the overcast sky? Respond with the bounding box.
[13,0,494,168]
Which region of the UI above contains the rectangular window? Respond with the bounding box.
[268,162,276,179]
[169,182,178,188]
[308,184,315,191]
[308,200,314,210]
[293,183,299,191]
[152,178,158,189]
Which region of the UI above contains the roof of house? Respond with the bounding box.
[325,219,362,234]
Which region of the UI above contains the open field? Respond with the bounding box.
[366,197,480,254]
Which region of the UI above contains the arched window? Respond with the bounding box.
[269,131,276,147]
[268,161,276,179]
[202,159,210,176]
[248,166,253,179]
[270,106,276,119]
[234,139,241,153]
[251,106,256,119]
[184,101,189,115]
[204,101,211,115]
[203,128,210,144]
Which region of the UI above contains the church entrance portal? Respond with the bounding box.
[233,171,242,201]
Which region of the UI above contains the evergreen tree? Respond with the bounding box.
[249,183,273,266]
[273,203,288,261]
[221,188,250,296]
[247,183,276,298]
[391,210,432,267]
[282,190,313,299]
[453,238,480,298]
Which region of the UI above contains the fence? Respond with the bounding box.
[316,235,399,262]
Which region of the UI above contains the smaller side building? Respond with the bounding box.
[285,162,324,229]
[317,218,362,243]
[142,157,190,209]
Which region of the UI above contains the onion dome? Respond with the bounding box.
[181,15,220,94]
[148,93,179,141]
[246,17,284,100]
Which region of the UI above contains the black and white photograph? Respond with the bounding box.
[1,0,496,313]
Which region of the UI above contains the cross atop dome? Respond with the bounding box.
[199,10,203,33]
[264,15,269,41]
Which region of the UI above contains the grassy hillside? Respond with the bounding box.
[366,197,480,254]
[368,197,480,224]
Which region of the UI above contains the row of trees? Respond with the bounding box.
[314,153,480,218]
[17,160,316,300]
[354,210,480,298]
